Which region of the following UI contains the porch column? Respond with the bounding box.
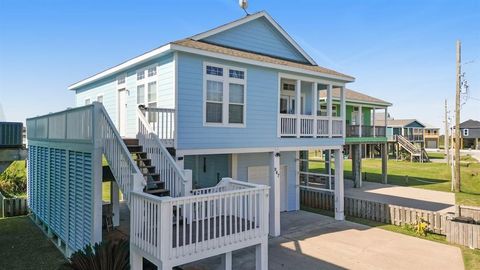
[352,144,362,188]
[221,252,232,270]
[373,108,376,137]
[327,84,333,138]
[111,181,120,227]
[296,80,301,138]
[381,142,388,184]
[384,108,388,139]
[269,151,281,236]
[334,149,345,220]
[358,105,363,137]
[340,86,346,137]
[313,83,318,136]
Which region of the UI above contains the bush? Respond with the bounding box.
[0,161,27,197]
[59,239,129,270]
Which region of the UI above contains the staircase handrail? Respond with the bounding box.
[396,134,420,154]
[95,103,146,203]
[136,107,190,197]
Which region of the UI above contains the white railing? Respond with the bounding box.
[130,178,269,267]
[279,114,296,136]
[332,118,343,137]
[97,104,146,202]
[280,114,341,137]
[137,107,190,198]
[144,107,175,147]
[317,117,329,137]
[299,115,315,136]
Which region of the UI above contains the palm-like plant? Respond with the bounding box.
[59,239,129,270]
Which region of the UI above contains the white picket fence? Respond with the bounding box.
[130,178,269,267]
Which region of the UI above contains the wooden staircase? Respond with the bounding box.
[123,138,170,197]
[396,135,429,162]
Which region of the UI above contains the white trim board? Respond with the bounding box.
[190,11,317,66]
[176,145,343,156]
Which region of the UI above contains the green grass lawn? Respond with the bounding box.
[303,206,480,270]
[308,154,480,206]
[0,216,66,270]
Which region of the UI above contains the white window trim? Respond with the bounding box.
[84,98,91,105]
[463,129,469,137]
[96,94,104,103]
[136,64,158,106]
[117,73,126,85]
[203,62,247,128]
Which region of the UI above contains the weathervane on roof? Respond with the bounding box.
[239,0,250,15]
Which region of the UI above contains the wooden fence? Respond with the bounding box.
[446,220,480,249]
[300,187,448,235]
[456,205,480,222]
[0,192,28,218]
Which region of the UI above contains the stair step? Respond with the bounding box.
[147,181,165,189]
[136,159,152,166]
[123,138,139,146]
[127,145,143,152]
[144,188,170,196]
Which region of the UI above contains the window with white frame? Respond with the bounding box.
[97,95,103,103]
[204,63,246,126]
[85,98,91,105]
[117,74,126,85]
[318,104,337,117]
[137,85,145,104]
[463,129,469,137]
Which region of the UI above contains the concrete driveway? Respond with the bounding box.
[181,211,464,270]
[345,180,456,213]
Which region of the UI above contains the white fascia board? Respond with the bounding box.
[176,144,343,156]
[171,44,354,83]
[191,11,318,66]
[68,44,172,90]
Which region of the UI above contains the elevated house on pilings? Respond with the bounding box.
[460,119,480,150]
[27,11,354,270]
[318,89,392,187]
[375,117,430,162]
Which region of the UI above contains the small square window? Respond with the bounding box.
[463,129,469,136]
[137,70,145,80]
[206,65,223,76]
[117,75,125,85]
[85,98,91,105]
[148,67,157,77]
[229,69,244,79]
[97,95,103,103]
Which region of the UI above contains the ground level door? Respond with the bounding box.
[184,154,230,189]
[247,165,288,211]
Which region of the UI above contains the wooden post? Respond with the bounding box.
[111,181,120,227]
[296,80,301,138]
[381,142,388,184]
[445,99,450,165]
[334,149,345,220]
[454,41,461,192]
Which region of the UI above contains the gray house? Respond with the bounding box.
[460,119,480,149]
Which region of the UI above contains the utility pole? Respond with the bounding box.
[454,40,461,192]
[444,99,450,165]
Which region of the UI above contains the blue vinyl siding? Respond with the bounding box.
[405,121,425,128]
[236,151,298,211]
[75,53,174,138]
[176,52,343,150]
[202,17,308,63]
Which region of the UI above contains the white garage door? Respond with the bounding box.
[248,165,288,211]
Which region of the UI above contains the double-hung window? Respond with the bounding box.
[136,65,158,122]
[204,63,246,126]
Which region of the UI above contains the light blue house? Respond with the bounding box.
[28,11,354,269]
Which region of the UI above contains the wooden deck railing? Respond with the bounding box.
[130,178,269,267]
[279,114,340,138]
[137,107,190,198]
[142,107,175,147]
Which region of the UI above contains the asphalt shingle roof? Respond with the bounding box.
[318,88,391,106]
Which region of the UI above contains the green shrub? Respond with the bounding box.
[59,239,129,270]
[0,161,27,197]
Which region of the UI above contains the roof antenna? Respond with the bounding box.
[239,0,250,15]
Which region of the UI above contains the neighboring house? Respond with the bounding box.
[375,117,429,162]
[0,122,26,174]
[460,119,480,149]
[331,89,392,187]
[423,124,440,149]
[27,11,353,270]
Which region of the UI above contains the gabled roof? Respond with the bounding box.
[172,39,353,80]
[318,88,391,107]
[69,11,354,90]
[190,11,317,65]
[460,119,480,129]
[375,118,426,128]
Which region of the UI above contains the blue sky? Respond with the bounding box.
[0,0,479,132]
